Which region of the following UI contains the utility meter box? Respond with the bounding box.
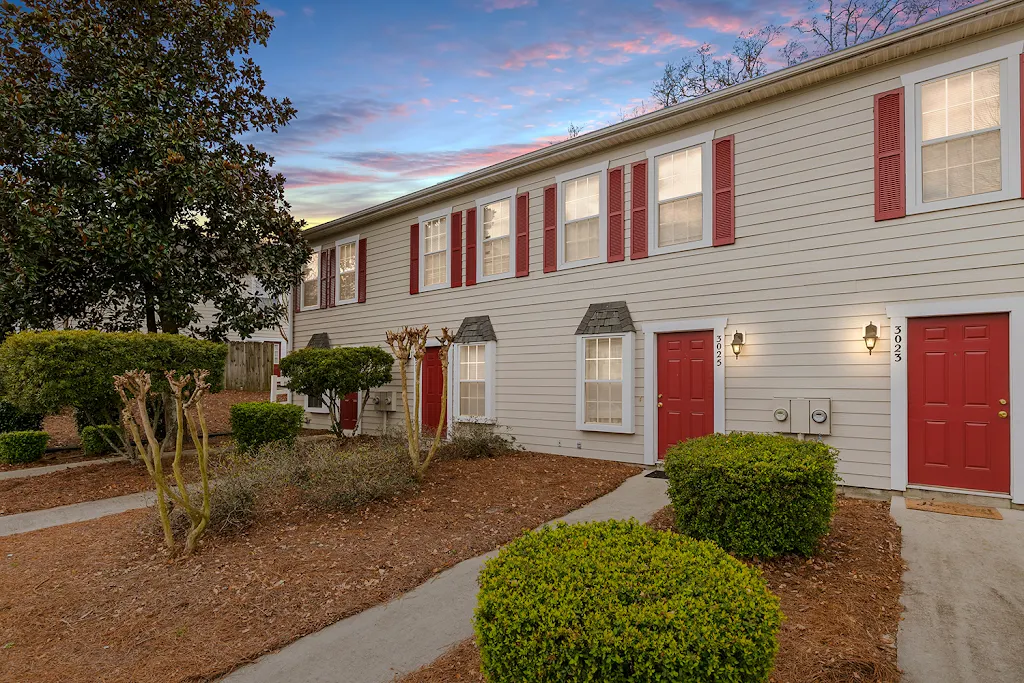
[772,400,792,432]
[808,398,832,436]
[372,390,397,412]
[773,398,831,436]
[790,399,811,434]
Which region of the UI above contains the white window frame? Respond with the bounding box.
[334,234,360,306]
[575,331,635,434]
[418,207,453,292]
[902,42,1022,215]
[646,131,714,256]
[475,188,517,283]
[451,341,497,423]
[557,160,609,270]
[304,392,330,414]
[300,245,322,312]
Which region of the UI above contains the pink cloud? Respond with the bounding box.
[500,42,574,70]
[510,86,537,97]
[686,14,749,33]
[482,0,537,11]
[279,167,377,189]
[471,69,494,78]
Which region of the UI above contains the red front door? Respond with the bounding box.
[908,313,1010,494]
[421,348,446,437]
[657,331,714,459]
[341,392,359,431]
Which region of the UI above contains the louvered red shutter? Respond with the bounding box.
[515,191,530,277]
[451,211,463,288]
[357,238,367,303]
[712,135,735,246]
[328,247,338,307]
[319,249,330,309]
[874,87,905,221]
[543,184,557,272]
[465,207,477,286]
[409,223,419,295]
[293,281,300,313]
[607,166,624,262]
[630,161,648,259]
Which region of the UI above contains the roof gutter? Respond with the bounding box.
[305,0,1024,240]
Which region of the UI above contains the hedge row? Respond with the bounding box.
[230,401,304,454]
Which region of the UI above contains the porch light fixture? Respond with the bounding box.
[730,331,744,358]
[863,322,879,355]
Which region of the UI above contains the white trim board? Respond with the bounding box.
[886,296,1024,504]
[641,317,728,466]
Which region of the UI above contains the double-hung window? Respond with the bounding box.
[903,43,1021,214]
[452,342,495,422]
[336,235,359,305]
[476,188,517,281]
[300,247,320,310]
[419,208,451,291]
[557,161,608,269]
[646,132,713,254]
[576,332,635,433]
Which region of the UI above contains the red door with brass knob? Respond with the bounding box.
[657,331,714,460]
[908,313,1010,493]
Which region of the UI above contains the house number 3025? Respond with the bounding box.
[715,335,723,367]
[893,325,903,363]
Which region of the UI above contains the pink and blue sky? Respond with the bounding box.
[247,1,897,225]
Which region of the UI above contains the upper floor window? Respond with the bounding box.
[476,188,517,282]
[301,248,320,311]
[418,208,451,291]
[556,161,608,269]
[336,236,358,305]
[646,132,713,255]
[903,43,1022,214]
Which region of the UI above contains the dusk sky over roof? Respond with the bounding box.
[247,1,884,226]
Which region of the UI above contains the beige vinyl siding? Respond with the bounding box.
[294,26,1024,491]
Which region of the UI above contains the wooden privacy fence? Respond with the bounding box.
[225,341,274,392]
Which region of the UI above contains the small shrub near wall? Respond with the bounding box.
[230,402,304,454]
[0,431,50,464]
[665,432,839,558]
[0,400,44,433]
[475,520,782,683]
[80,425,122,456]
[439,422,521,460]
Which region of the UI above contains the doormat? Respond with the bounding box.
[645,470,668,479]
[905,498,1003,520]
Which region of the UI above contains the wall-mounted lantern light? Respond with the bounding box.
[863,322,879,355]
[730,331,745,358]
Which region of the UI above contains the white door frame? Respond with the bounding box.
[887,297,1024,504]
[641,317,728,466]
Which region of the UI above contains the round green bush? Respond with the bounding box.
[80,424,122,456]
[0,430,50,464]
[665,433,838,558]
[230,401,304,454]
[475,520,782,683]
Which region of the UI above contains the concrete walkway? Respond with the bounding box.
[891,496,1024,683]
[0,456,125,481]
[0,490,154,537]
[222,471,670,683]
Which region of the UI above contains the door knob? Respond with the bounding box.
[658,394,663,399]
[658,402,663,408]
[998,411,1008,418]
[1000,398,1007,405]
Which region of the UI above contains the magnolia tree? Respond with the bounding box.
[116,369,213,555]
[385,325,454,480]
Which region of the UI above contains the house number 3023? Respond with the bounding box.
[893,325,903,363]
[715,335,723,367]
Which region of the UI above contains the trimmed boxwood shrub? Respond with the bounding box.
[230,401,304,454]
[665,432,838,558]
[475,520,782,683]
[80,425,123,456]
[0,399,43,433]
[0,430,50,464]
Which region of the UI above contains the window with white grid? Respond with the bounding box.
[458,344,486,418]
[656,145,703,247]
[337,240,357,303]
[482,199,511,277]
[584,336,623,425]
[422,216,447,287]
[301,250,320,310]
[563,173,600,263]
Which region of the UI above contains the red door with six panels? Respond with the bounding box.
[908,313,1010,493]
[421,347,447,437]
[340,392,359,431]
[657,331,714,459]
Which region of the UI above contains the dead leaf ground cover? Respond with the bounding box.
[401,496,904,683]
[0,452,639,683]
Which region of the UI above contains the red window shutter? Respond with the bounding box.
[630,161,648,259]
[543,184,557,273]
[607,166,625,262]
[293,281,300,313]
[328,247,338,307]
[465,208,477,286]
[515,191,530,277]
[319,249,331,309]
[357,238,367,303]
[409,223,419,295]
[712,135,735,246]
[451,211,463,288]
[874,87,905,221]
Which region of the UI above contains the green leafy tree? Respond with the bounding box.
[280,346,395,437]
[0,0,311,340]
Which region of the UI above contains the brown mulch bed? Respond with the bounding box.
[400,497,904,683]
[0,452,640,683]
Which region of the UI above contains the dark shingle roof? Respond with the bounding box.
[306,333,331,349]
[575,302,635,335]
[454,316,497,343]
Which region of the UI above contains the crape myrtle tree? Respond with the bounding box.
[0,0,311,340]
